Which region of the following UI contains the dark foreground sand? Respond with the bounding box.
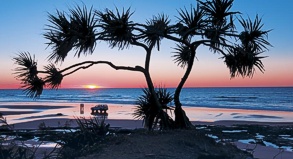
[12,118,293,129]
[9,118,293,159]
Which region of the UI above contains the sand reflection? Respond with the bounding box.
[1,102,293,125]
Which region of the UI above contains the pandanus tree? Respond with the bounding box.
[13,6,174,130]
[161,0,272,128]
[13,0,272,130]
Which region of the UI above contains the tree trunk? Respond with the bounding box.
[173,47,197,129]
[143,46,173,130]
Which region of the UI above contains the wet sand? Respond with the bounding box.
[2,102,293,159]
[2,102,293,123]
[1,102,293,128]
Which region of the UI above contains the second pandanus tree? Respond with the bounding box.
[13,6,174,130]
[163,0,272,128]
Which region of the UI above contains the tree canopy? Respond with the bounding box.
[13,0,271,130]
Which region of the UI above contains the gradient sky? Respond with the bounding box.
[0,0,292,89]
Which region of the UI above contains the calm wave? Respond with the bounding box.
[0,87,292,111]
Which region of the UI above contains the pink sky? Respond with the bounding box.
[1,0,293,89]
[2,56,291,89]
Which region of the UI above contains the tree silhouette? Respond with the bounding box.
[13,6,174,130]
[13,0,271,130]
[162,0,272,128]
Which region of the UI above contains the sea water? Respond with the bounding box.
[0,87,292,112]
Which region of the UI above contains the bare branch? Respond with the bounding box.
[59,60,144,76]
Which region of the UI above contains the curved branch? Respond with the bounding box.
[130,39,148,50]
[59,60,144,77]
[63,63,94,76]
[164,34,183,43]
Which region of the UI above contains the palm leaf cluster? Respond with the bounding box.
[143,14,170,50]
[198,0,237,26]
[203,23,231,52]
[22,77,45,98]
[134,88,173,130]
[172,43,191,68]
[173,0,238,61]
[223,15,272,78]
[199,0,238,51]
[13,52,38,80]
[44,6,97,63]
[13,52,44,98]
[44,64,63,89]
[96,8,134,49]
[239,15,272,52]
[224,45,266,78]
[176,5,205,38]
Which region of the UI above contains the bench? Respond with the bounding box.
[91,104,108,114]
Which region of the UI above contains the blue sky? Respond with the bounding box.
[0,0,292,88]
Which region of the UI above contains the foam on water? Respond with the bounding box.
[1,87,292,111]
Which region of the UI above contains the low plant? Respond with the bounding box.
[0,113,111,159]
[54,117,110,158]
[134,87,175,130]
[0,113,13,131]
[0,114,39,159]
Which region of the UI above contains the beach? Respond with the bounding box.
[1,102,293,125]
[1,102,293,159]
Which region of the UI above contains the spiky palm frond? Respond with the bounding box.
[223,45,266,78]
[144,14,170,50]
[44,10,74,63]
[156,87,173,108]
[176,5,205,37]
[44,5,97,63]
[198,0,239,26]
[133,88,156,120]
[172,43,191,68]
[133,87,173,130]
[44,64,63,89]
[22,76,45,98]
[239,15,272,52]
[197,0,238,52]
[13,52,44,98]
[204,22,232,52]
[69,5,97,57]
[13,52,38,81]
[96,7,134,49]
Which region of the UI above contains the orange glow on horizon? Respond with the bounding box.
[84,84,99,89]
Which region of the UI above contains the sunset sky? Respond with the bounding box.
[0,0,292,89]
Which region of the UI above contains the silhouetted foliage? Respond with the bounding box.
[239,15,272,52]
[134,87,174,130]
[13,0,271,129]
[175,5,205,38]
[164,0,271,128]
[56,117,110,158]
[13,52,45,98]
[95,8,134,49]
[44,64,63,89]
[172,43,192,68]
[144,14,171,50]
[44,6,97,63]
[13,52,38,81]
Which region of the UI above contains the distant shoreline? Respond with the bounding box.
[1,102,293,126]
[1,88,292,112]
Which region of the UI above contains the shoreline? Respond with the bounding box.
[2,101,293,112]
[2,102,293,159]
[1,102,293,126]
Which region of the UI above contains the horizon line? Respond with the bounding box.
[1,86,293,90]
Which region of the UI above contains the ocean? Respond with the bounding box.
[0,87,292,112]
